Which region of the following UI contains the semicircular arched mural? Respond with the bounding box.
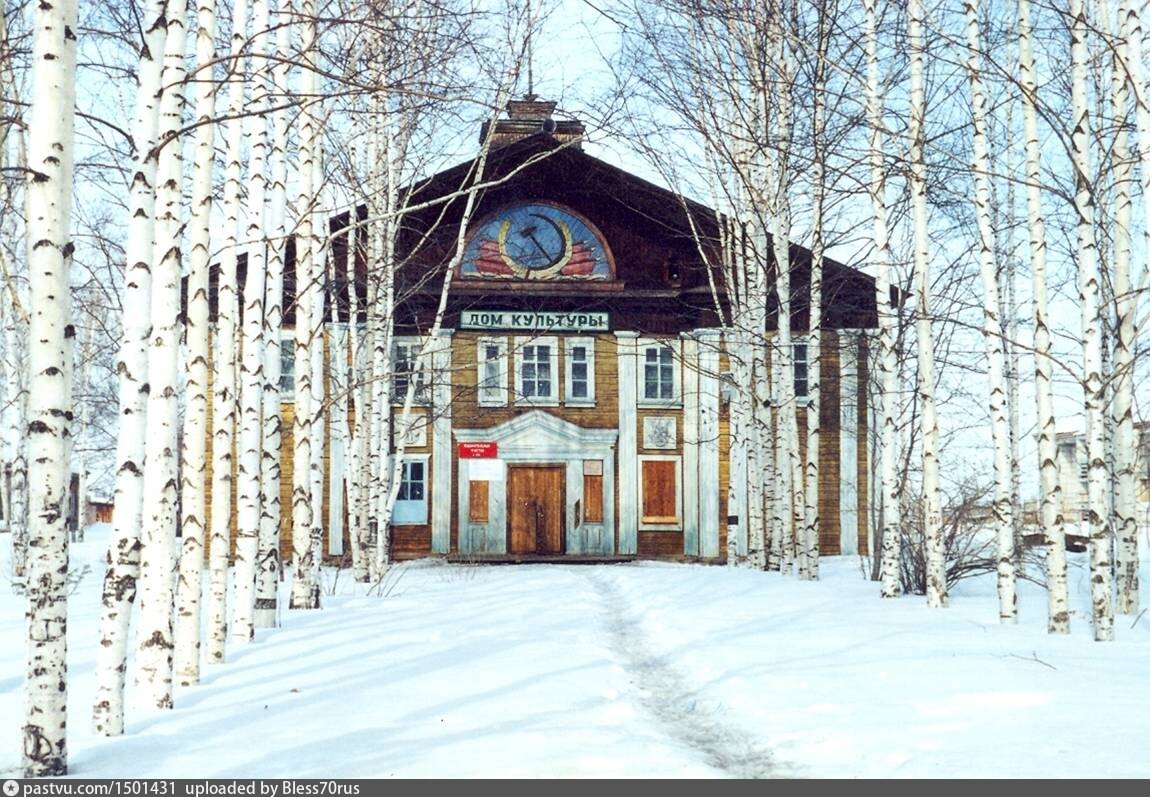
[460,202,614,281]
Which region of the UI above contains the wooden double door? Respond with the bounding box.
[507,465,565,555]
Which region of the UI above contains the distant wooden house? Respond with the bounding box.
[215,99,881,563]
[1054,423,1150,523]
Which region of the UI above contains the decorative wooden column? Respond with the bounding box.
[681,332,700,556]
[839,329,860,556]
[615,331,639,554]
[431,328,454,553]
[697,329,722,558]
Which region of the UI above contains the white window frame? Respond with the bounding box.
[638,454,683,531]
[792,337,809,402]
[476,336,508,407]
[279,329,296,400]
[564,337,596,406]
[514,335,559,406]
[637,338,680,407]
[392,454,430,525]
[392,336,429,405]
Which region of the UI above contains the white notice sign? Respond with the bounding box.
[460,310,608,332]
[468,458,505,481]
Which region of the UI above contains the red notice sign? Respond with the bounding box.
[459,442,498,459]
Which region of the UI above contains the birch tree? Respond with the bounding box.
[233,0,272,644]
[174,0,218,687]
[801,0,831,581]
[21,0,77,775]
[92,0,168,736]
[908,0,945,608]
[867,0,900,598]
[964,0,1015,622]
[1111,0,1139,616]
[1017,0,1069,634]
[1070,0,1113,641]
[207,0,248,664]
[136,0,190,707]
[0,0,30,587]
[290,0,323,609]
[254,0,291,630]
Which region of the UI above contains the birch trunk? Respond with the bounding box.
[255,3,289,629]
[345,208,370,582]
[174,0,218,687]
[766,19,799,577]
[290,2,320,609]
[867,0,900,596]
[136,0,189,709]
[366,100,391,582]
[22,0,77,775]
[1018,0,1069,633]
[909,0,946,607]
[802,2,829,581]
[232,0,272,644]
[307,137,327,596]
[92,0,167,736]
[1112,0,1138,615]
[1071,0,1113,641]
[965,0,1015,623]
[746,224,769,572]
[206,0,247,664]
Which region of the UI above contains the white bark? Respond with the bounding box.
[867,0,900,597]
[802,3,829,582]
[308,135,327,592]
[965,0,1015,623]
[909,0,946,608]
[767,18,800,577]
[1071,0,1113,641]
[255,1,289,629]
[206,0,247,665]
[1018,0,1069,634]
[136,0,189,710]
[92,0,167,736]
[232,0,272,644]
[22,0,77,776]
[1112,0,1139,616]
[174,0,218,687]
[290,0,320,610]
[345,195,370,582]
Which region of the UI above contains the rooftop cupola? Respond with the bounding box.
[480,96,585,150]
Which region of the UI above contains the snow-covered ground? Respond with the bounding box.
[2,524,1148,778]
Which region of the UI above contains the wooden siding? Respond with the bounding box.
[203,326,871,564]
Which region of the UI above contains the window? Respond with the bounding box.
[565,338,596,405]
[639,340,678,404]
[392,338,428,404]
[640,457,682,528]
[515,336,559,405]
[793,341,808,400]
[393,457,428,524]
[279,334,295,396]
[477,337,508,406]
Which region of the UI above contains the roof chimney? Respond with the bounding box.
[480,96,585,150]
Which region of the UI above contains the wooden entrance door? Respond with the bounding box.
[507,466,565,555]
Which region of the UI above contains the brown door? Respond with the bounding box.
[507,466,565,555]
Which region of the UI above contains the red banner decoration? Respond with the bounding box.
[459,442,498,459]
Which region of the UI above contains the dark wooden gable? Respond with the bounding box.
[321,131,878,334]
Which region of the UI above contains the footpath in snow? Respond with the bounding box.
[2,526,1148,778]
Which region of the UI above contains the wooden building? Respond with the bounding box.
[274,99,879,563]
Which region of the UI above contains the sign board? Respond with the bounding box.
[460,310,609,332]
[459,442,498,459]
[468,459,505,481]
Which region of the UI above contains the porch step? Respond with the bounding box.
[444,554,638,565]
